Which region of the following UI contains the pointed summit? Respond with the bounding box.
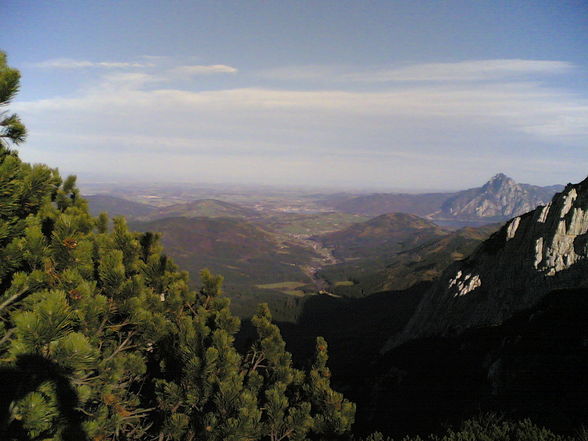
[483,173,516,192]
[487,173,514,185]
[490,172,509,181]
[482,173,517,188]
[439,173,556,220]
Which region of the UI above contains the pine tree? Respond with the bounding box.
[247,306,354,441]
[0,51,26,151]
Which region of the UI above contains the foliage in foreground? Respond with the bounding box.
[0,50,355,441]
[361,414,576,441]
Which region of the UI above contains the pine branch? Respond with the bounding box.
[0,285,29,312]
[0,328,14,347]
[103,330,137,362]
[277,428,295,441]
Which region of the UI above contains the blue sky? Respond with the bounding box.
[3,0,588,190]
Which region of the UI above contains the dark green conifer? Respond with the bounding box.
[0,51,26,150]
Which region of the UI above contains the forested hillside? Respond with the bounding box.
[131,216,319,318]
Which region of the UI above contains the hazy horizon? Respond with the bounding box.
[4,1,588,190]
[77,171,568,197]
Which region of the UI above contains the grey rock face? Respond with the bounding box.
[438,173,556,220]
[384,176,588,351]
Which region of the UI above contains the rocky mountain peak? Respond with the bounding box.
[491,172,509,180]
[483,173,516,191]
[439,173,552,220]
[384,176,588,351]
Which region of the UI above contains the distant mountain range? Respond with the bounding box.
[84,196,261,221]
[436,173,563,221]
[85,194,156,218]
[329,192,452,217]
[331,173,563,225]
[85,173,563,228]
[143,198,261,221]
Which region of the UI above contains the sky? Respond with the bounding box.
[3,0,588,191]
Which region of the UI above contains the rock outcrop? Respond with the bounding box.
[436,173,559,220]
[384,175,588,351]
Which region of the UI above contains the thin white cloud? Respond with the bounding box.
[170,64,238,76]
[34,57,237,87]
[137,55,171,62]
[34,58,152,69]
[344,59,573,83]
[258,65,339,81]
[260,59,574,83]
[16,81,588,149]
[96,72,162,90]
[41,59,241,85]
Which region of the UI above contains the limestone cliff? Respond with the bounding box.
[384,175,588,351]
[436,173,558,220]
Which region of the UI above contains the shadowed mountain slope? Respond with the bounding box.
[369,223,500,292]
[317,222,499,297]
[357,288,588,437]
